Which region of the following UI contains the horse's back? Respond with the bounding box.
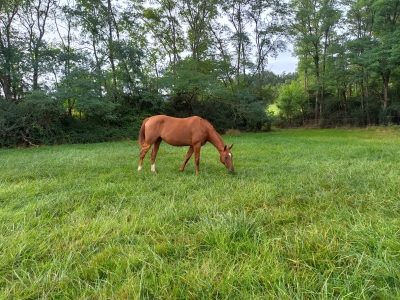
[145,115,207,146]
[148,114,200,122]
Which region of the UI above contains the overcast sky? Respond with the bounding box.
[269,50,298,74]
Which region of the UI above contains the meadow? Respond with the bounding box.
[1,128,400,299]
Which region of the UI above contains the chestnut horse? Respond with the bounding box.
[138,115,234,174]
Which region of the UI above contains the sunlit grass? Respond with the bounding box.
[267,103,280,115]
[1,128,400,298]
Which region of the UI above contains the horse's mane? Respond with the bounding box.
[200,117,217,134]
[200,117,225,149]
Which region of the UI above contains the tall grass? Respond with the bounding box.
[1,128,400,299]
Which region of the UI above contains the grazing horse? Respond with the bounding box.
[138,115,234,174]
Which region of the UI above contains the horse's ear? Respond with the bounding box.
[224,144,233,151]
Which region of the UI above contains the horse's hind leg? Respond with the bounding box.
[138,143,152,171]
[150,138,162,172]
[180,146,194,172]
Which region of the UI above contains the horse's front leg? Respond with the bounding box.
[150,138,162,172]
[193,144,201,174]
[180,146,194,172]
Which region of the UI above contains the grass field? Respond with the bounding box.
[1,128,400,299]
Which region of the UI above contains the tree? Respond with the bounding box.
[160,59,228,115]
[369,0,400,109]
[348,0,400,111]
[248,0,288,78]
[141,0,184,75]
[56,67,116,120]
[220,0,252,86]
[19,0,55,91]
[345,0,376,123]
[178,0,218,62]
[290,0,342,121]
[276,78,308,125]
[0,0,23,101]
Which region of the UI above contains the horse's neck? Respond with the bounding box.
[207,125,225,152]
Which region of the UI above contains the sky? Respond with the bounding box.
[268,50,298,74]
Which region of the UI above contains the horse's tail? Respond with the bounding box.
[138,117,149,146]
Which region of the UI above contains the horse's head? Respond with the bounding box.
[220,144,234,172]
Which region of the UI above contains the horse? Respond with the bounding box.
[137,115,234,174]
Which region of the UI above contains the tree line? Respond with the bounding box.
[1,0,400,147]
[278,0,400,127]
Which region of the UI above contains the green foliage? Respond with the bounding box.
[0,91,66,147]
[0,94,143,148]
[1,129,400,298]
[230,90,270,131]
[276,78,308,125]
[56,68,117,120]
[160,59,273,132]
[59,119,140,144]
[289,0,400,125]
[0,100,23,147]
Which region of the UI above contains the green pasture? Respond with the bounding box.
[1,128,400,299]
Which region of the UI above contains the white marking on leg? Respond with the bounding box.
[151,164,156,172]
[138,166,142,171]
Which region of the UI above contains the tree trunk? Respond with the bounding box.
[107,0,118,102]
[382,72,390,109]
[313,51,320,122]
[1,75,12,101]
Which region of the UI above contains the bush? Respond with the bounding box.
[164,89,272,132]
[0,100,23,147]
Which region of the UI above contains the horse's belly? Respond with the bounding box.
[161,134,193,146]
[161,128,204,146]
